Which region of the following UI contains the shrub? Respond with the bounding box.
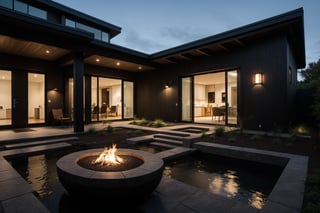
[303,202,320,213]
[106,125,114,133]
[215,127,225,137]
[228,137,237,143]
[127,129,143,137]
[250,134,262,141]
[138,118,149,126]
[86,127,96,134]
[153,119,166,127]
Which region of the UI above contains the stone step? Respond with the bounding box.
[4,136,78,149]
[155,147,197,162]
[150,142,178,149]
[153,133,186,141]
[126,135,154,145]
[153,137,183,146]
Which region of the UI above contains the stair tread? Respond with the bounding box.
[153,137,183,145]
[153,133,186,140]
[150,142,178,149]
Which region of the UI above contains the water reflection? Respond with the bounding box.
[163,153,281,210]
[223,170,239,198]
[249,191,265,209]
[27,155,51,197]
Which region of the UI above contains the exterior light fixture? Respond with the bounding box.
[45,50,50,54]
[95,58,100,62]
[165,81,172,89]
[138,66,142,70]
[254,73,263,85]
[116,62,120,66]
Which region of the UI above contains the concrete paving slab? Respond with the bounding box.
[4,136,78,149]
[0,177,34,201]
[1,193,49,213]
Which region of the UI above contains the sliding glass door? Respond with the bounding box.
[181,76,193,122]
[0,70,12,126]
[28,73,45,124]
[182,70,238,126]
[123,81,134,119]
[91,77,122,121]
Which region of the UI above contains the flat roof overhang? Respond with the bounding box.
[150,8,306,69]
[0,7,157,72]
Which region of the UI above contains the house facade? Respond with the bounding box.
[0,0,305,132]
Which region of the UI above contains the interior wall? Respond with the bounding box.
[0,79,11,110]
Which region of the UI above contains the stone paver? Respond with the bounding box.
[1,193,49,213]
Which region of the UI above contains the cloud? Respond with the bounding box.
[113,28,170,53]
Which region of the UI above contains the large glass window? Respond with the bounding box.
[12,0,47,19]
[0,70,12,126]
[65,18,109,43]
[193,70,238,126]
[0,0,13,9]
[28,73,45,124]
[91,77,122,121]
[14,0,27,13]
[29,5,46,19]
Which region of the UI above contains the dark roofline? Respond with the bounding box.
[22,0,122,38]
[150,8,305,62]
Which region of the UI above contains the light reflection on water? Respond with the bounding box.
[163,153,282,209]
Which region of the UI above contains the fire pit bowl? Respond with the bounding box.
[56,148,164,202]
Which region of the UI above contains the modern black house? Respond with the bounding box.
[0,0,305,132]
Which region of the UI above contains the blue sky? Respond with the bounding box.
[55,0,320,68]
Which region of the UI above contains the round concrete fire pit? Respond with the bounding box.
[56,148,164,201]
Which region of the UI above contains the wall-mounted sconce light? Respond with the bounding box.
[165,81,172,89]
[254,73,263,85]
[52,88,58,91]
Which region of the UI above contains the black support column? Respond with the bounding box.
[73,52,84,133]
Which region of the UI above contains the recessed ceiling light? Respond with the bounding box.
[45,50,50,54]
[138,66,142,70]
[96,58,100,62]
[116,62,120,66]
[34,74,38,78]
[1,76,5,79]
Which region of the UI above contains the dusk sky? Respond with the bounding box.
[55,0,320,69]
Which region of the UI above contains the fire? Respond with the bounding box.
[92,144,124,166]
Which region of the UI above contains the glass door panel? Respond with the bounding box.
[181,77,192,122]
[227,71,238,125]
[28,73,45,124]
[0,70,12,126]
[93,77,122,121]
[123,81,134,119]
[91,77,98,121]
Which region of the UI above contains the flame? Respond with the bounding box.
[92,144,124,166]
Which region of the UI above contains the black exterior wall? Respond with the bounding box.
[136,35,292,131]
